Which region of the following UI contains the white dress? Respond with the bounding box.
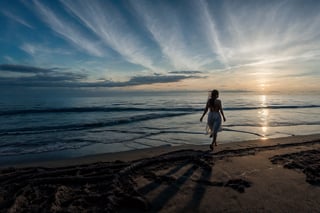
[207,111,222,135]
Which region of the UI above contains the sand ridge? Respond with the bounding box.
[1,135,320,212]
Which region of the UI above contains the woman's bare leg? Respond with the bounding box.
[213,133,218,146]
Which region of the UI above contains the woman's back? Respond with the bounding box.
[208,98,221,112]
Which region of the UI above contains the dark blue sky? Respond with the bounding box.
[0,0,319,93]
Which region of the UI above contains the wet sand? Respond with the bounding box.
[1,134,320,212]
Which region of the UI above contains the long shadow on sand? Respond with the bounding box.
[149,164,199,211]
[138,161,190,195]
[2,139,319,212]
[181,163,213,211]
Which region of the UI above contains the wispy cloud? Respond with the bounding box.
[61,0,155,71]
[130,0,211,70]
[3,56,15,63]
[195,0,229,68]
[212,49,320,74]
[1,10,34,29]
[20,43,73,56]
[32,0,105,57]
[219,0,320,68]
[1,0,320,92]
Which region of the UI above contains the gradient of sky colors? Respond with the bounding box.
[0,0,319,94]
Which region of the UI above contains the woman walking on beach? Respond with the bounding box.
[200,89,226,150]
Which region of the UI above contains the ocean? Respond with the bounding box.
[0,91,319,165]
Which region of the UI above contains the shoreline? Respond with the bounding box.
[4,133,320,168]
[1,134,320,212]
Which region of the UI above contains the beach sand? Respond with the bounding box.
[1,134,320,212]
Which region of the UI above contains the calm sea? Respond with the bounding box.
[0,91,319,165]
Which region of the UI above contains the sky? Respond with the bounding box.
[0,0,320,94]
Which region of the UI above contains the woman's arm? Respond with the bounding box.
[200,101,209,122]
[219,100,226,122]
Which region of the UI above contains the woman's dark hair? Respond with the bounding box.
[209,89,219,105]
[211,90,219,98]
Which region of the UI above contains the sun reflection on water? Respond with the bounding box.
[260,95,267,107]
[259,95,269,139]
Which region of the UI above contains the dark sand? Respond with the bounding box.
[1,134,320,212]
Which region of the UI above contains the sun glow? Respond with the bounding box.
[254,67,272,92]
